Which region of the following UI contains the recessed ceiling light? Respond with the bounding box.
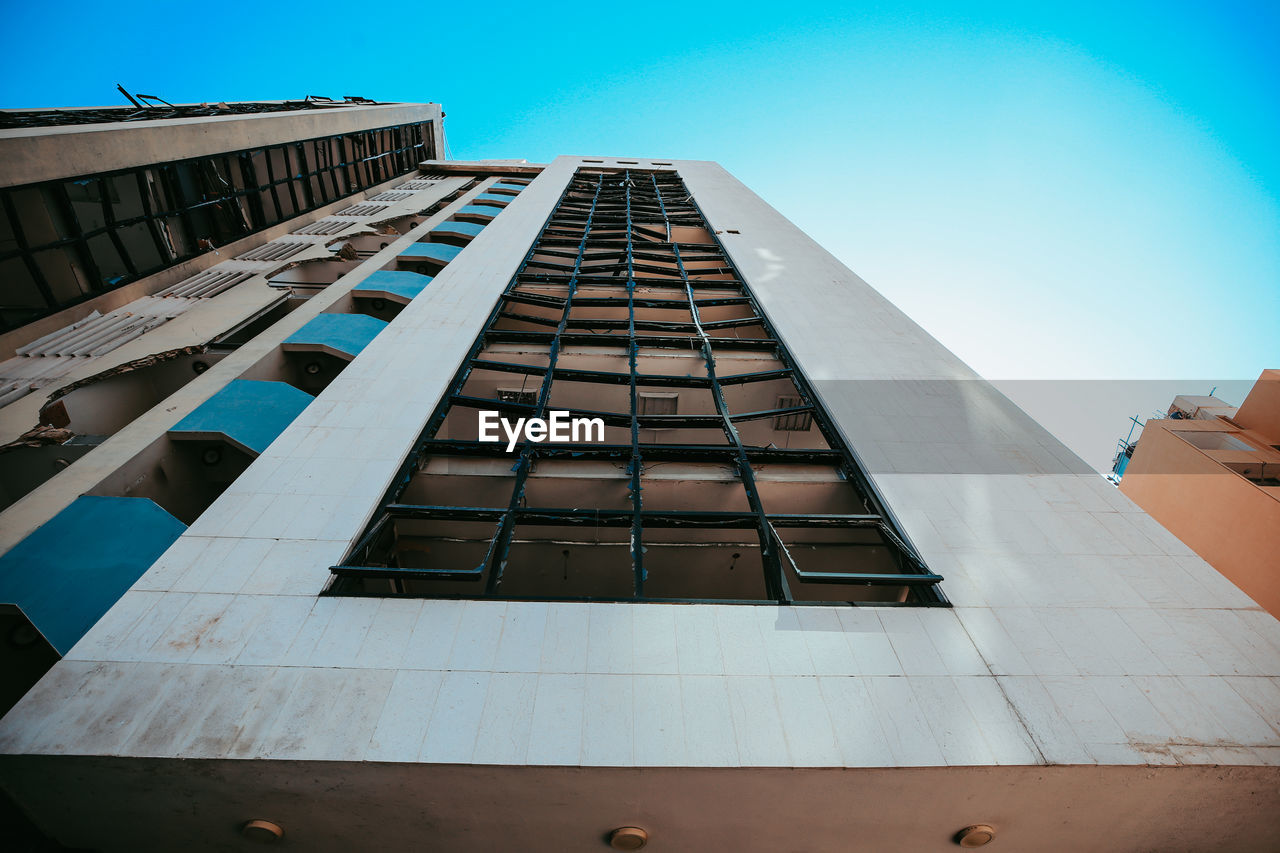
[954,824,996,847]
[608,826,649,850]
[241,819,284,843]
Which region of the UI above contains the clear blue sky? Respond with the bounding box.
[2,0,1276,469]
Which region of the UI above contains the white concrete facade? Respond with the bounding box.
[0,158,1277,852]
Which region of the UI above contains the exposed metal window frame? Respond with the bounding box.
[329,168,947,607]
[0,121,435,332]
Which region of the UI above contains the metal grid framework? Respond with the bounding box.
[330,168,945,606]
[0,121,435,332]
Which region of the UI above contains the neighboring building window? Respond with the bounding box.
[330,168,944,606]
[0,121,435,332]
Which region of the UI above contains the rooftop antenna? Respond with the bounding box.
[1122,414,1144,445]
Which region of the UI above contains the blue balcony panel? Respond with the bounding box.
[282,312,389,360]
[169,379,313,456]
[0,496,185,654]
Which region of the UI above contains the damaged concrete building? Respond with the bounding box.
[0,99,1277,852]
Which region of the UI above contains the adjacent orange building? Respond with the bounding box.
[1121,369,1280,615]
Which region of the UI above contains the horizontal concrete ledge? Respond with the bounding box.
[1,104,442,187]
[0,756,1275,853]
[420,159,547,176]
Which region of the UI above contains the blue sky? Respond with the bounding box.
[2,0,1276,469]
